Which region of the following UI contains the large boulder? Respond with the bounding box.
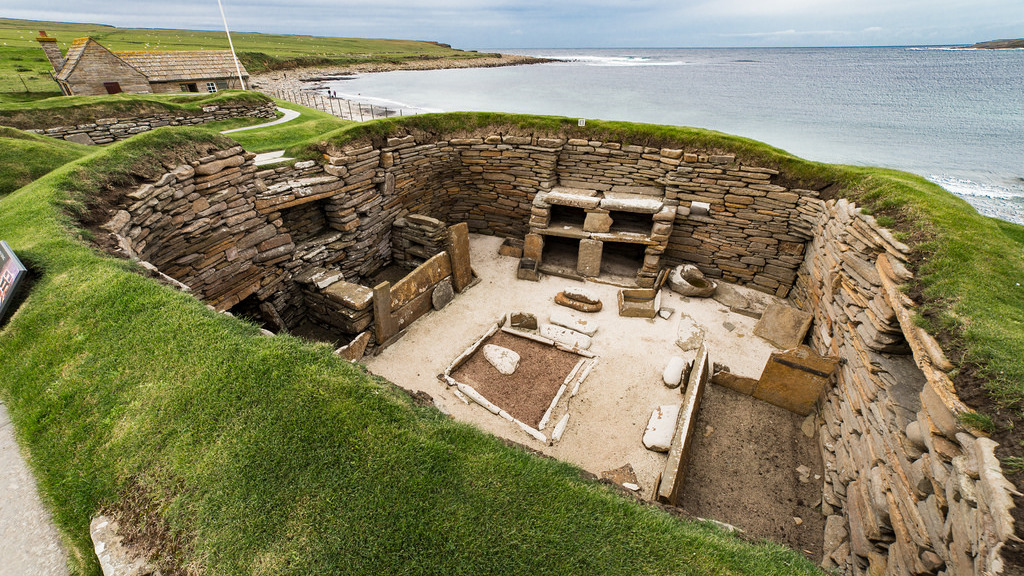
[668,264,717,298]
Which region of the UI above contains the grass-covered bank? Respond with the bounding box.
[0,127,820,574]
[0,90,273,131]
[0,126,92,196]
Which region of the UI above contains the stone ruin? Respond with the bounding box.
[94,129,1018,576]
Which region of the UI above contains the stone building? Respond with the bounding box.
[35,31,248,96]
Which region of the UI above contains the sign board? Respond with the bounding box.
[0,241,28,322]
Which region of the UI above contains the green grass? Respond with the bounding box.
[207,98,351,153]
[0,126,92,196]
[0,126,820,575]
[0,17,497,94]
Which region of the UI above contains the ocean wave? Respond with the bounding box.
[927,175,1021,200]
[537,55,685,67]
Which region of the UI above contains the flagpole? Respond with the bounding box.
[217,0,247,90]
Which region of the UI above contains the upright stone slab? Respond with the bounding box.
[754,345,839,415]
[446,222,473,292]
[577,239,603,277]
[584,210,613,233]
[523,233,544,262]
[657,340,710,506]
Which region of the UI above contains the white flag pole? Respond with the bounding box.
[217,0,247,90]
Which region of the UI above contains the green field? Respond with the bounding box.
[0,18,496,96]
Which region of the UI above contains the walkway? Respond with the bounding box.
[220,106,300,134]
[0,401,69,576]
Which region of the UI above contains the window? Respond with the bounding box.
[103,82,122,94]
[216,80,229,90]
[207,82,218,93]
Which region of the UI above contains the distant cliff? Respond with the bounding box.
[967,38,1024,49]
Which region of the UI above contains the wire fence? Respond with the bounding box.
[259,87,414,122]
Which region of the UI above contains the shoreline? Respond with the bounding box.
[249,53,550,96]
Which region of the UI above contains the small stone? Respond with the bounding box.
[552,413,570,442]
[483,344,520,375]
[431,277,455,310]
[550,310,599,335]
[563,286,601,305]
[622,482,640,491]
[540,324,592,349]
[794,517,803,526]
[722,321,736,332]
[658,307,674,320]
[555,292,602,312]
[643,404,681,452]
[797,465,812,483]
[663,356,687,388]
[510,312,538,330]
[704,425,714,437]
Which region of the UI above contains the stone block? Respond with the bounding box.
[431,277,455,310]
[617,289,658,318]
[540,324,592,350]
[754,345,839,415]
[577,239,603,277]
[510,312,538,330]
[523,233,544,261]
[753,302,813,349]
[643,404,681,452]
[711,370,757,395]
[583,210,613,233]
[483,344,520,375]
[335,331,371,361]
[321,279,373,311]
[663,356,687,388]
[446,222,472,292]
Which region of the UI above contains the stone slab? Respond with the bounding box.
[577,238,603,277]
[546,190,602,209]
[483,344,521,375]
[446,222,473,292]
[583,211,613,233]
[675,312,705,351]
[540,324,592,350]
[390,252,452,310]
[657,340,709,506]
[334,331,371,361]
[600,193,664,214]
[322,279,373,311]
[431,277,455,310]
[663,356,687,388]
[753,302,813,349]
[555,292,602,312]
[643,404,681,452]
[549,310,599,336]
[754,345,839,415]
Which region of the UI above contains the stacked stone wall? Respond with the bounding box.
[96,129,1016,576]
[793,198,1017,575]
[23,101,276,145]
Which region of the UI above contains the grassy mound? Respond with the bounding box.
[0,126,820,575]
[0,90,273,131]
[0,126,92,196]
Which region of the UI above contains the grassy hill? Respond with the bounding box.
[0,126,92,196]
[0,17,499,96]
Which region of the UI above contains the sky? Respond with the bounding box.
[2,0,1023,49]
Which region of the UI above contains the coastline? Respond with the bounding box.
[249,53,550,95]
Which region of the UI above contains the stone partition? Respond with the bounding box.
[23,100,276,145]
[793,198,1017,575]
[95,126,1016,575]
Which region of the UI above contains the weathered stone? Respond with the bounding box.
[483,344,521,375]
[195,154,244,176]
[675,312,705,351]
[643,404,681,452]
[90,516,159,576]
[577,238,603,277]
[334,331,371,361]
[617,289,658,318]
[663,356,687,388]
[668,264,717,297]
[431,277,455,310]
[446,222,472,292]
[540,324,592,349]
[546,188,602,209]
[711,370,757,395]
[64,132,95,145]
[754,345,839,415]
[583,210,613,233]
[510,312,538,330]
[321,279,373,310]
[563,286,601,305]
[753,302,813,349]
[523,233,544,261]
[549,309,598,335]
[555,292,602,312]
[600,193,663,213]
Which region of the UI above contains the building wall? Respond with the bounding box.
[150,77,248,94]
[63,42,152,96]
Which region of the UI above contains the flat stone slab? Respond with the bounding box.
[322,279,373,311]
[600,193,664,214]
[546,189,602,209]
[483,344,521,375]
[755,345,839,415]
[540,324,593,350]
[550,310,599,336]
[643,404,681,452]
[754,302,813,349]
[676,312,705,351]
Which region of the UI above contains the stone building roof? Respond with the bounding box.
[53,38,248,84]
[114,50,249,83]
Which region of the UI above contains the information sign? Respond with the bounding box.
[0,241,28,322]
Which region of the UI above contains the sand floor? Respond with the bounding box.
[365,235,791,494]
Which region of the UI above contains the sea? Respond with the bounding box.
[326,47,1024,225]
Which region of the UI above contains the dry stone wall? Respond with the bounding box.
[793,198,1018,575]
[24,100,276,145]
[97,127,1016,576]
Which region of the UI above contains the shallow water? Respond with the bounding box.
[329,47,1024,224]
